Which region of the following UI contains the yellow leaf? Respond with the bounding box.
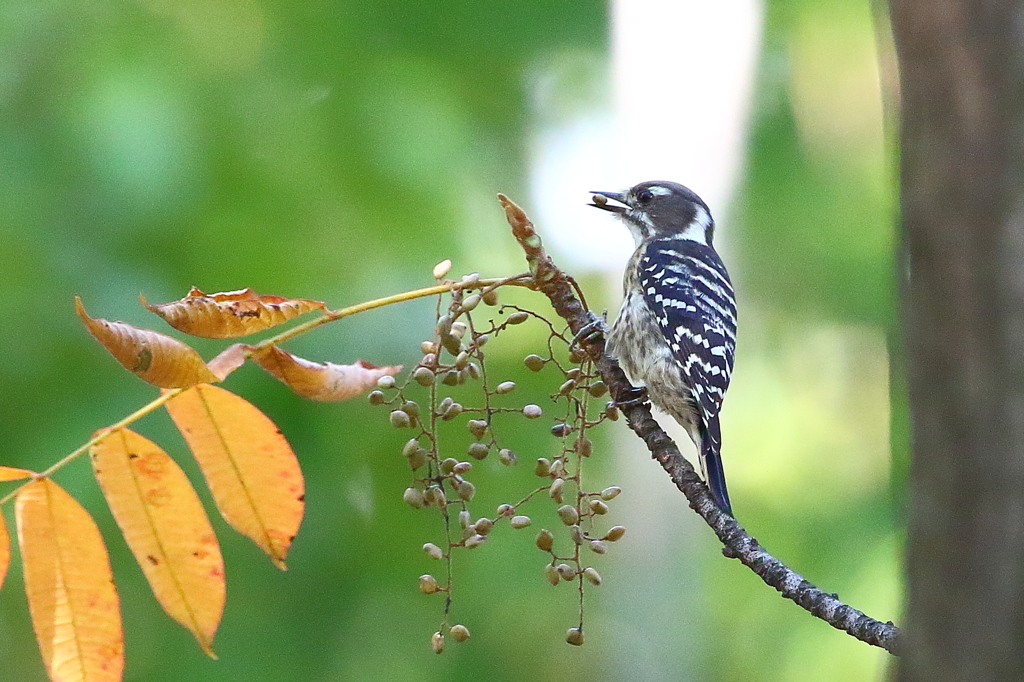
[16,479,123,682]
[251,345,402,402]
[142,287,327,339]
[165,385,304,569]
[76,297,220,388]
[0,466,34,481]
[206,343,250,381]
[91,429,225,657]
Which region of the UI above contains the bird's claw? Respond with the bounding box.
[613,385,649,408]
[571,313,610,349]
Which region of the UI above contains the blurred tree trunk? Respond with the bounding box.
[890,1,1024,680]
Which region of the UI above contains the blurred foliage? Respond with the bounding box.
[0,0,901,680]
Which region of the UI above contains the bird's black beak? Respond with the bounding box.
[589,191,627,213]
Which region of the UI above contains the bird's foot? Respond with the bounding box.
[571,313,610,349]
[613,385,649,408]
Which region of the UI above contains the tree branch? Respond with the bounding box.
[498,193,903,656]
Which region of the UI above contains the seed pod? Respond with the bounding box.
[497,503,514,516]
[402,438,421,458]
[565,368,582,380]
[583,567,602,585]
[467,362,481,380]
[442,402,463,420]
[440,458,458,474]
[424,485,446,507]
[431,631,445,654]
[401,400,420,418]
[423,543,444,559]
[535,458,551,477]
[475,333,489,347]
[461,294,481,312]
[457,480,476,501]
[523,404,543,419]
[558,379,577,396]
[406,448,428,470]
[421,340,438,354]
[549,460,565,478]
[535,529,554,552]
[436,314,453,337]
[464,534,487,549]
[523,354,546,372]
[403,487,426,508]
[461,272,480,286]
[467,442,489,460]
[472,517,493,535]
[576,437,593,458]
[442,335,463,356]
[482,288,499,306]
[507,311,529,325]
[420,352,437,368]
[498,448,517,466]
[556,563,576,581]
[495,381,516,394]
[454,351,470,370]
[569,525,583,545]
[604,402,620,421]
[377,375,396,389]
[389,410,412,428]
[466,419,488,440]
[565,628,584,646]
[368,390,386,406]
[413,367,435,386]
[549,478,564,500]
[449,624,471,642]
[557,504,579,526]
[510,515,532,529]
[452,461,473,474]
[458,510,472,529]
[569,347,587,363]
[589,499,609,515]
[544,564,561,586]
[588,380,608,397]
[589,540,608,555]
[601,486,622,501]
[450,321,468,339]
[433,259,452,280]
[419,574,440,594]
[604,526,626,542]
[551,423,573,437]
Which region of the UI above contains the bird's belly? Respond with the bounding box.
[608,293,700,442]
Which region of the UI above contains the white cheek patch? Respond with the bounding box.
[693,205,712,232]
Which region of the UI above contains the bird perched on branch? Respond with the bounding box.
[590,181,737,516]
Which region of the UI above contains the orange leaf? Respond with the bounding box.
[0,511,9,594]
[16,479,123,682]
[91,428,225,657]
[142,287,327,339]
[0,466,33,481]
[251,346,402,402]
[76,297,219,388]
[165,385,304,569]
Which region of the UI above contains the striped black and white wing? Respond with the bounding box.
[638,238,737,422]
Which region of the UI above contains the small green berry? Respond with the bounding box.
[523,354,546,372]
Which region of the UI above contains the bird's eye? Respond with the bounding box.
[636,188,654,206]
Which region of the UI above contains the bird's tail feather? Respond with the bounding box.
[699,419,733,517]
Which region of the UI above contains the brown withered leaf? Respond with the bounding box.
[142,287,327,339]
[76,297,219,388]
[206,343,250,381]
[251,346,402,402]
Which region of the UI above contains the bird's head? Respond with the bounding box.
[590,181,715,247]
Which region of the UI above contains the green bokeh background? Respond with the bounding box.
[0,0,902,680]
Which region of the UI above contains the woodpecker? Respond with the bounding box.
[590,181,737,516]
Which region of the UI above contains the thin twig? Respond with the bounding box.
[497,193,903,656]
